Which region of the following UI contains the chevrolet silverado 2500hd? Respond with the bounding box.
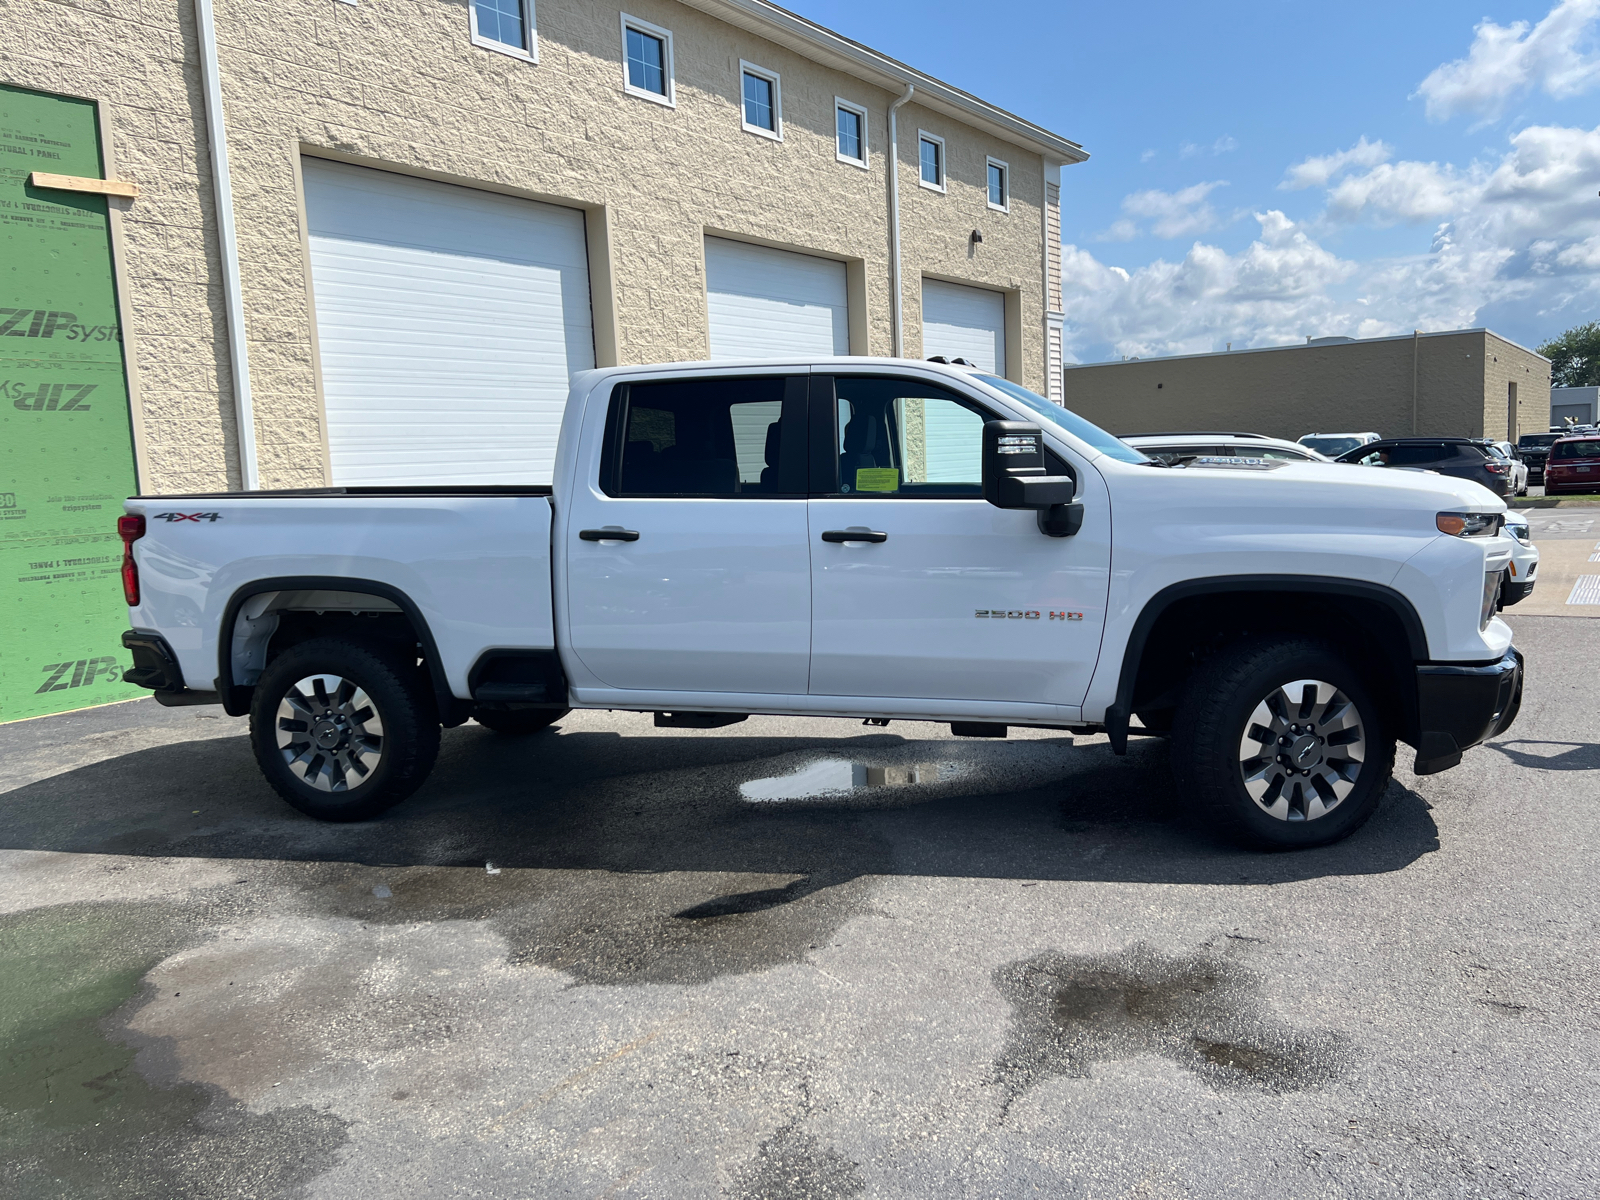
[118,359,1522,848]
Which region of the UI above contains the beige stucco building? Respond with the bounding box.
[4,0,1085,493]
[1061,330,1551,444]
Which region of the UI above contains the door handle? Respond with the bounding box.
[821,529,887,544]
[579,528,640,542]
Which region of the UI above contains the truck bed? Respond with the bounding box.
[124,492,555,701]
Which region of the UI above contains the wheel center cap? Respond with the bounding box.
[1290,734,1319,766]
[312,717,344,750]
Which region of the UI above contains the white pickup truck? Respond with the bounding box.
[117,358,1522,849]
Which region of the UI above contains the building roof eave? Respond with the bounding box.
[677,0,1090,164]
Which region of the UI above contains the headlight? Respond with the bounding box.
[1482,570,1503,628]
[1505,523,1531,546]
[1438,512,1503,537]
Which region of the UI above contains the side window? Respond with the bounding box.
[826,376,1069,498]
[1386,444,1443,467]
[604,377,803,497]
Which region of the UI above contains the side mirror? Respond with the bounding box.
[982,421,1083,537]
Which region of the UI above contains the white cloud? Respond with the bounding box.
[1324,159,1477,223]
[1179,136,1239,159]
[1101,180,1229,241]
[1139,148,1157,163]
[1280,136,1392,189]
[1415,0,1600,122]
[1060,123,1600,362]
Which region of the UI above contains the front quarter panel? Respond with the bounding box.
[1081,462,1511,720]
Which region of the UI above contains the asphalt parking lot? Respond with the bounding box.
[4,610,1598,1198]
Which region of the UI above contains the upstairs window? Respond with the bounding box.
[987,157,1009,211]
[621,15,674,106]
[918,133,944,191]
[471,0,535,61]
[740,62,782,139]
[836,100,867,167]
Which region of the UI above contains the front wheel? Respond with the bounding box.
[250,637,440,821]
[1171,637,1395,849]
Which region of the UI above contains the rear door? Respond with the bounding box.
[562,372,813,695]
[805,373,1111,708]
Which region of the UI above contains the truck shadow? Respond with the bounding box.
[1487,739,1600,771]
[2,721,1438,890]
[0,721,1445,985]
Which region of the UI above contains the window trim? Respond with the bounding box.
[469,0,538,63]
[917,131,946,193]
[739,61,783,140]
[834,98,868,169]
[986,156,1009,213]
[620,13,675,107]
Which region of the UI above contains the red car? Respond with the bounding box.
[1542,436,1600,494]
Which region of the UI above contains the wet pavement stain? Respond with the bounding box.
[991,943,1351,1113]
[726,1124,866,1200]
[0,901,348,1199]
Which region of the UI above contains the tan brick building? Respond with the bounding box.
[1061,330,1551,444]
[3,0,1085,492]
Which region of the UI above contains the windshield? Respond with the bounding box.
[1300,436,1366,457]
[974,376,1151,463]
[1518,434,1559,448]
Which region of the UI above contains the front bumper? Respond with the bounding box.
[1412,648,1522,774]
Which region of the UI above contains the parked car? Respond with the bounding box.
[1122,432,1332,465]
[1541,435,1600,495]
[1499,511,1538,607]
[1335,438,1513,499]
[1516,432,1562,482]
[1299,432,1380,458]
[117,357,1521,850]
[1479,440,1529,496]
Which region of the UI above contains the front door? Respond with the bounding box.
[806,374,1111,708]
[563,373,812,694]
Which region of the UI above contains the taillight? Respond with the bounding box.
[118,514,145,606]
[1484,461,1508,474]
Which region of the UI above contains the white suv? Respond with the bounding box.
[1123,432,1331,465]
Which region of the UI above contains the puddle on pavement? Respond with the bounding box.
[991,943,1350,1113]
[740,758,966,801]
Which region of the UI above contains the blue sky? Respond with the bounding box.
[793,0,1600,363]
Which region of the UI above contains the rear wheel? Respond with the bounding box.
[250,637,439,821]
[472,706,569,734]
[1171,637,1394,849]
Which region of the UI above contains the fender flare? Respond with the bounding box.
[1105,574,1429,753]
[215,575,462,722]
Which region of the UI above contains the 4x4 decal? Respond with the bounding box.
[152,512,222,522]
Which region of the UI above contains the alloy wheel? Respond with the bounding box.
[275,673,384,792]
[1236,678,1365,822]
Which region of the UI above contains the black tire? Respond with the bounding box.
[472,706,570,734]
[1170,636,1395,850]
[250,636,440,822]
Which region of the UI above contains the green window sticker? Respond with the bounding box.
[854,468,900,493]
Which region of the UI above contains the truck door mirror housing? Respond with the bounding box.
[982,421,1083,537]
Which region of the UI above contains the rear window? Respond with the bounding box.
[1551,439,1600,460]
[1518,434,1559,448]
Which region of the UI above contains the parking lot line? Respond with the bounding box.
[1569,577,1600,605]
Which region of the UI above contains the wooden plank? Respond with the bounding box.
[27,171,139,199]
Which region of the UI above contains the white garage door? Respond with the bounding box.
[921,279,1005,374]
[302,158,594,485]
[705,237,848,360]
